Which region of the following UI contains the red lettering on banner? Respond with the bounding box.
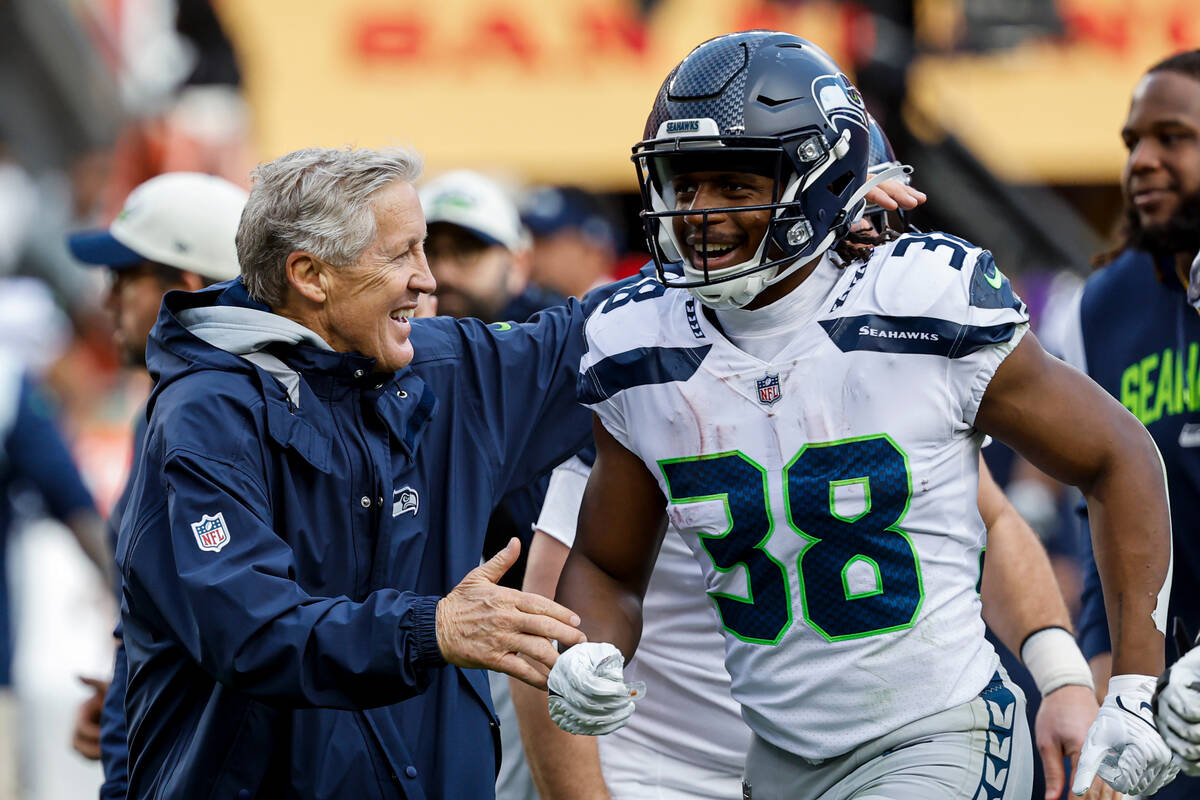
[467,15,537,66]
[1058,7,1131,54]
[580,7,648,58]
[356,16,426,61]
[1168,8,1196,51]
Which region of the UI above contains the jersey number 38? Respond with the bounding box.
[659,434,923,645]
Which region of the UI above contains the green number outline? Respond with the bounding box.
[658,450,794,646]
[783,433,925,643]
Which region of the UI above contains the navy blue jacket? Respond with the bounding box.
[117,278,598,799]
[1074,249,1200,798]
[100,410,146,800]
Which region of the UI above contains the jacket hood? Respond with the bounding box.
[145,278,340,413]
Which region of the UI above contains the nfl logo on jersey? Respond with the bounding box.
[191,512,230,552]
[756,373,782,406]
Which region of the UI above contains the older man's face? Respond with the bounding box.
[318,180,436,372]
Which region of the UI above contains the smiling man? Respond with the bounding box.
[547,31,1177,800]
[114,147,613,799]
[1054,50,1200,799]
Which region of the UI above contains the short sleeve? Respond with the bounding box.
[534,456,592,548]
[948,249,1032,426]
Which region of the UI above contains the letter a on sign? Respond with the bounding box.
[191,512,231,553]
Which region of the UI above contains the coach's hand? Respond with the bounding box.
[1073,674,1179,796]
[436,538,585,690]
[547,642,644,736]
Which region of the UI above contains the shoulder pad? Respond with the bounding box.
[818,232,1028,358]
[579,280,711,405]
[841,233,1026,325]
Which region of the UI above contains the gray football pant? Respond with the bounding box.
[743,670,1032,800]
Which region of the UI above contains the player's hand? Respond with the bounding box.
[71,676,108,760]
[1154,646,1200,774]
[1072,674,1179,796]
[863,175,926,211]
[436,538,586,690]
[546,642,644,736]
[1037,684,1100,799]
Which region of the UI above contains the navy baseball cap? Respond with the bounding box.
[67,229,144,268]
[520,186,618,249]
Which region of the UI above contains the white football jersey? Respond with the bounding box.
[579,234,1029,759]
[536,457,748,776]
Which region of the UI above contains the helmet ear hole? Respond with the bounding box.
[828,170,855,197]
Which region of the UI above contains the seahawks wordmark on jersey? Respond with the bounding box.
[579,233,1029,760]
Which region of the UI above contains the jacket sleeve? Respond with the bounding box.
[99,626,129,800]
[457,276,644,500]
[122,402,445,709]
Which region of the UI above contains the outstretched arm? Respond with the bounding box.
[976,332,1173,796]
[976,334,1169,678]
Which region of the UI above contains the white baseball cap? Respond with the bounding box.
[419,170,523,252]
[69,172,248,282]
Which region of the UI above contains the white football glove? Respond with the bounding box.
[1073,674,1180,796]
[547,642,645,736]
[1155,646,1200,774]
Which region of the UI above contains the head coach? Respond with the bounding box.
[115,147,608,799]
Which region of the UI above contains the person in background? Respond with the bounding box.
[66,171,248,800]
[421,169,563,325]
[1064,49,1200,799]
[520,186,618,299]
[1,345,110,797]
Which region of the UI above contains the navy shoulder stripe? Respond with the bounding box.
[819,314,1016,358]
[578,345,711,404]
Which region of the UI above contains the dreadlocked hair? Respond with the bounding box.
[834,224,900,265]
[1096,49,1200,268]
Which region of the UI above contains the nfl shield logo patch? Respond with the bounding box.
[756,373,782,406]
[191,512,231,553]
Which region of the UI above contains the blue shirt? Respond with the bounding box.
[117,278,606,799]
[0,369,96,686]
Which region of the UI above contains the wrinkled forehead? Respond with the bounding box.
[1127,71,1200,130]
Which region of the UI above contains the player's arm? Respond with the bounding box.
[975,331,1175,796]
[976,334,1169,677]
[556,416,668,656]
[545,416,667,736]
[977,455,1099,800]
[510,531,610,800]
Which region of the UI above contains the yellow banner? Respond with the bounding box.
[218,0,856,188]
[218,0,1200,186]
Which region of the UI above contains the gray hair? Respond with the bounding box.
[237,146,424,307]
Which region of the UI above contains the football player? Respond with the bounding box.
[514,118,1099,800]
[548,31,1176,799]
